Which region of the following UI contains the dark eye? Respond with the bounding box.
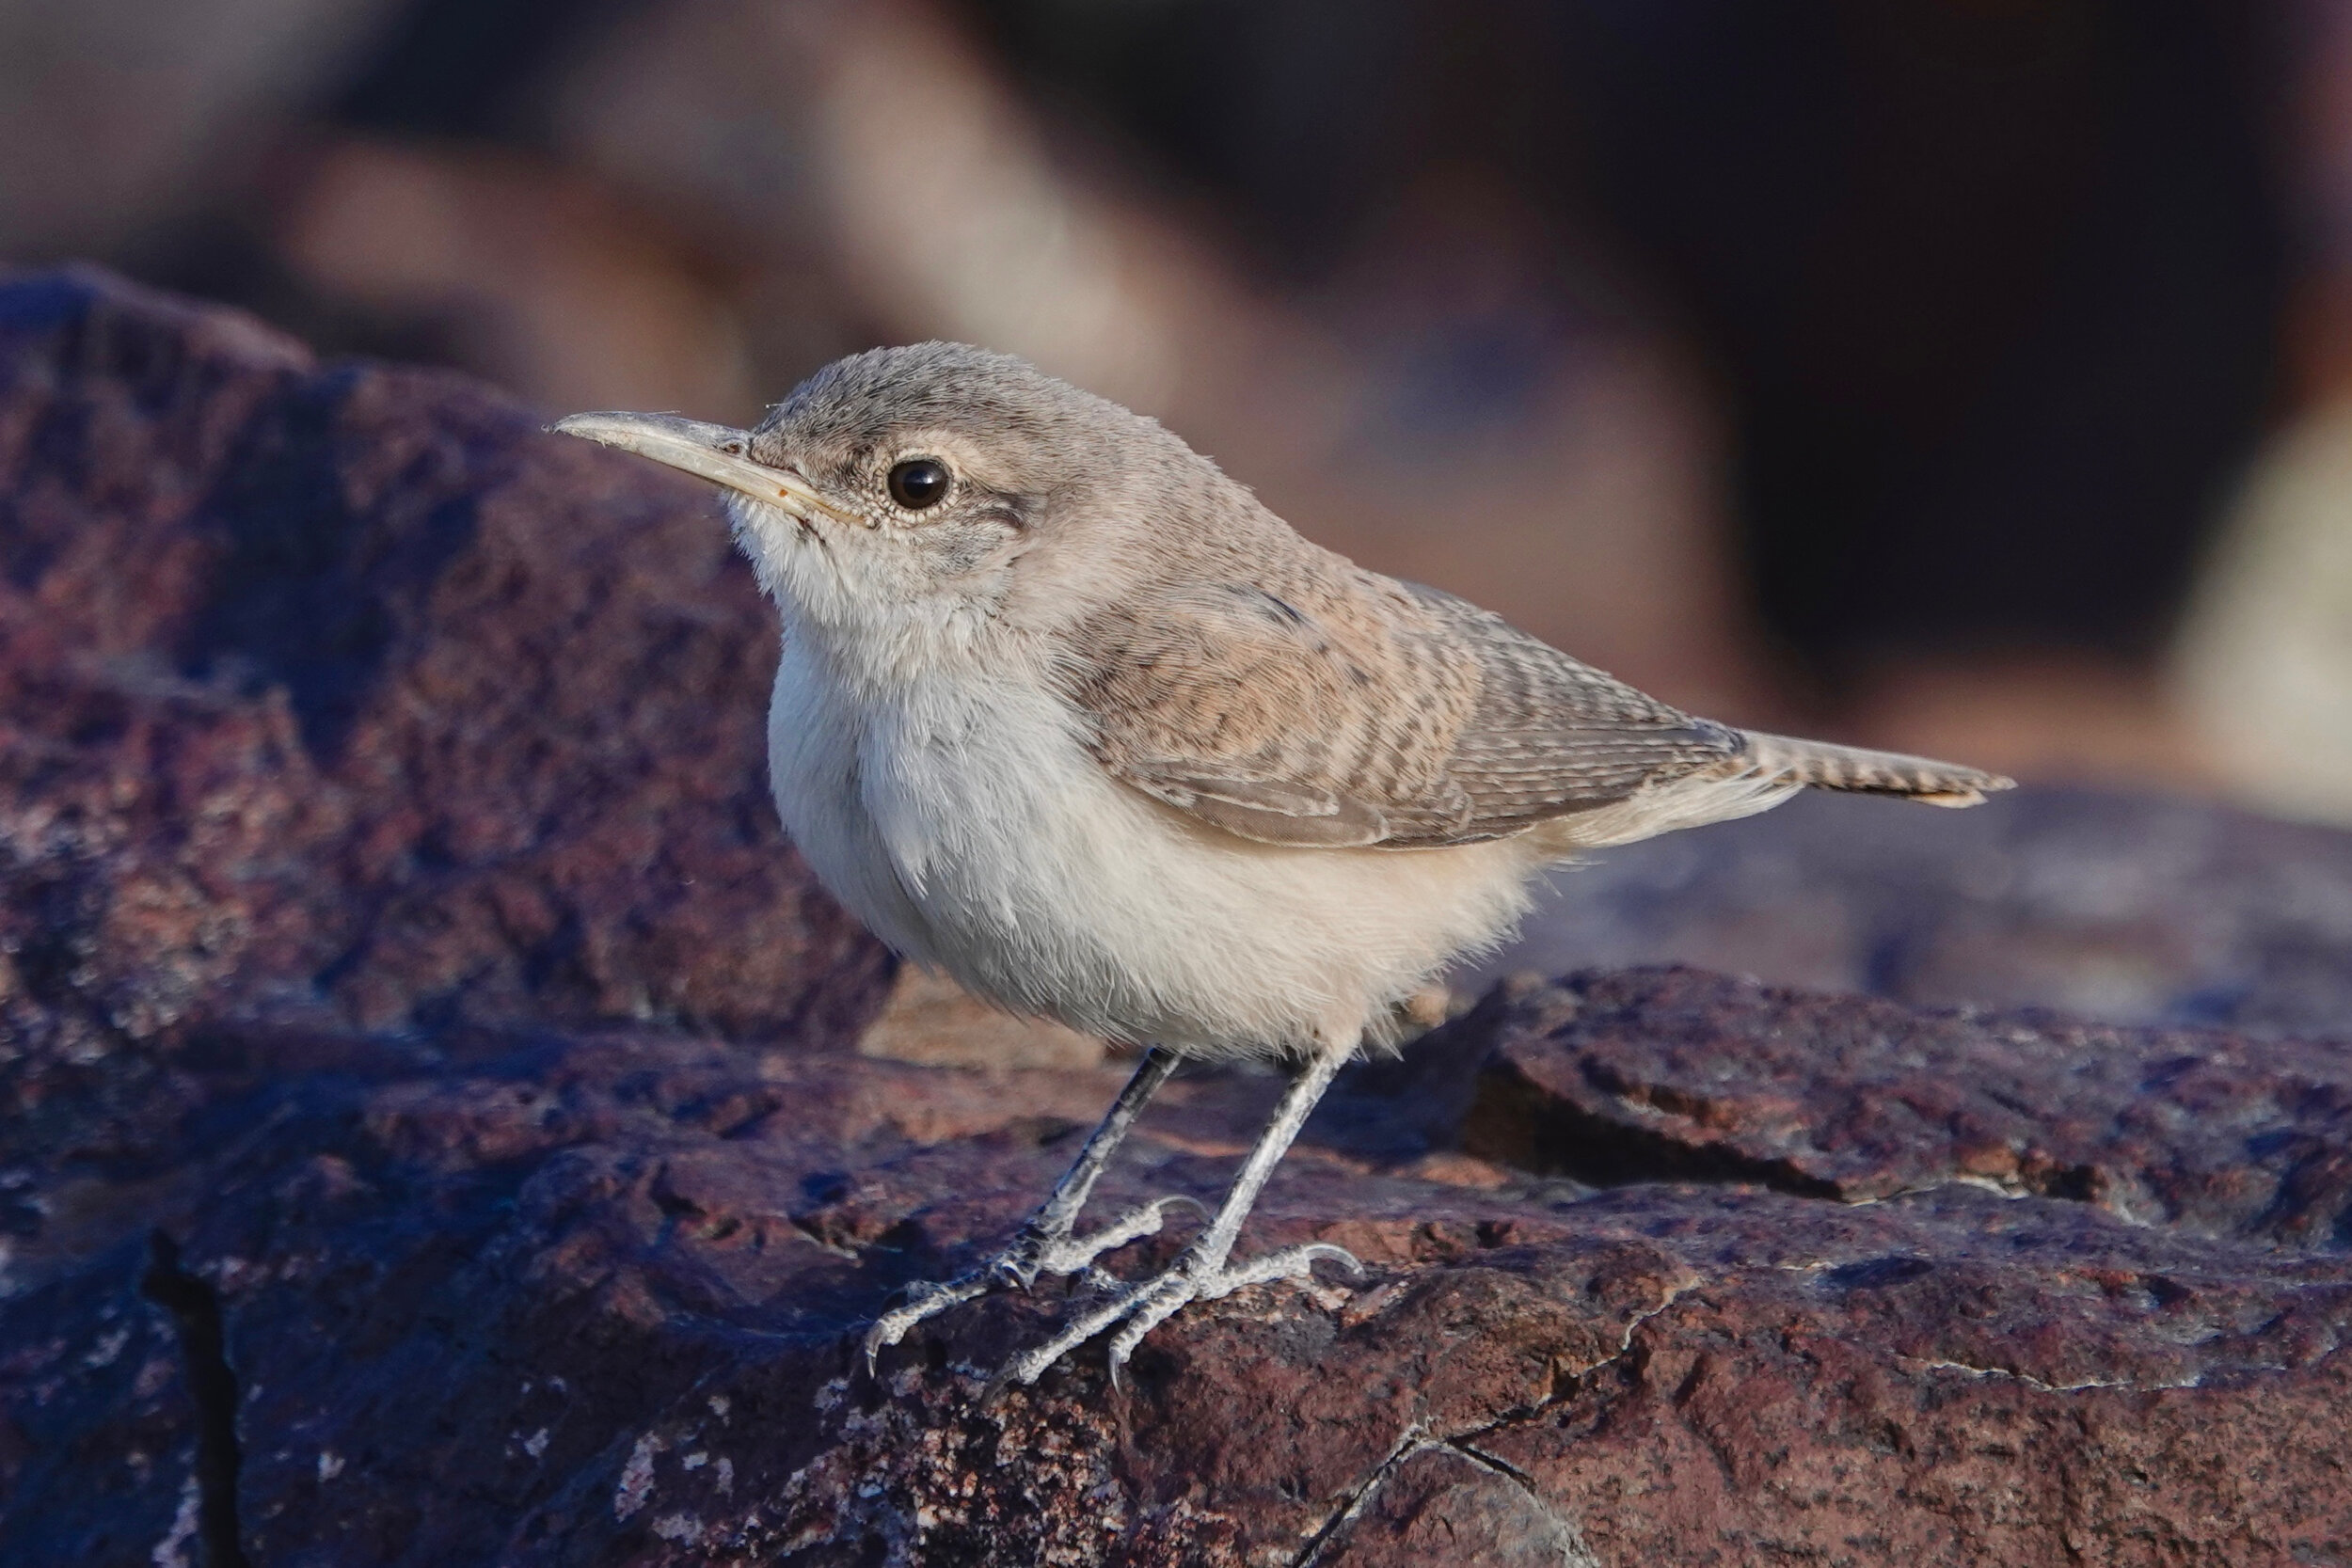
[887,457,950,510]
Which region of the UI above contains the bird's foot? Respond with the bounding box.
[862,1195,1207,1372]
[997,1239,1363,1390]
[992,1194,1209,1291]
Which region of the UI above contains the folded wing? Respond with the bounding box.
[1057,569,1748,848]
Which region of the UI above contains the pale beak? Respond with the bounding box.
[550,411,854,523]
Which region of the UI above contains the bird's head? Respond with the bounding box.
[555,342,1230,658]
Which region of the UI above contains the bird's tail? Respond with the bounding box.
[1730,732,2014,807]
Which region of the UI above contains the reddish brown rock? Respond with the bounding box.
[8,1009,2352,1565]
[1459,966,2352,1245]
[0,266,887,1060]
[7,269,2352,1566]
[0,266,892,1275]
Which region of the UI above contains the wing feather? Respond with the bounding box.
[1056,568,1743,849]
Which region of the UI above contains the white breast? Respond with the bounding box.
[765,632,1540,1059]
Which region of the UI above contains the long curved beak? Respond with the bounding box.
[551,412,851,522]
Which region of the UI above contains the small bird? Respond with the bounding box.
[554,344,2010,1386]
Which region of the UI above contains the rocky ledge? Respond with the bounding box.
[5,270,2352,1565]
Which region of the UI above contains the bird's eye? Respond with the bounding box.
[887,457,950,510]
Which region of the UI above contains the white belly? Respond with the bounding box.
[765,639,1539,1058]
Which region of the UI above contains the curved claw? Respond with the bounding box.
[1003,1241,1365,1388]
[863,1273,990,1375]
[863,1194,1212,1377]
[1003,1280,1170,1389]
[1200,1242,1363,1297]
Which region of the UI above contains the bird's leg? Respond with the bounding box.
[985,1046,1198,1286]
[864,1046,1196,1370]
[1000,1035,1364,1388]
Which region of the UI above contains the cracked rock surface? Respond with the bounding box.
[11,985,2352,1565]
[5,269,2352,1564]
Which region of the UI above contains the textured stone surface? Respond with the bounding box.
[1460,967,2352,1244]
[0,265,892,1289]
[8,1003,2352,1565]
[7,269,2352,1566]
[1491,784,2352,1038]
[0,264,886,1057]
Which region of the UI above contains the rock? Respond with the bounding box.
[1460,966,2352,1244]
[0,264,888,1057]
[1488,784,2352,1038]
[0,264,893,1290]
[857,965,1108,1072]
[8,990,2352,1564]
[6,267,2352,1565]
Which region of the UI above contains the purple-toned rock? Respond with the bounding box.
[8,268,2352,1566]
[0,266,886,1063]
[1490,785,2352,1038]
[0,267,891,1561]
[1460,966,2352,1245]
[8,1007,2352,1565]
[0,267,892,1286]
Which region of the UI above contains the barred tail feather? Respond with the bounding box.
[1734,732,2014,807]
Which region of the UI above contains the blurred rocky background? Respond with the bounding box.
[13,3,2352,1562]
[8,0,2350,808]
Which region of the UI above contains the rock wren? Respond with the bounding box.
[554,344,2010,1385]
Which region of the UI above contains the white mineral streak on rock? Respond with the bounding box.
[652,1513,703,1544]
[613,1433,662,1522]
[151,1474,200,1568]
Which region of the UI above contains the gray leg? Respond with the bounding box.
[996,1046,1185,1283]
[1001,1036,1364,1387]
[864,1047,1193,1370]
